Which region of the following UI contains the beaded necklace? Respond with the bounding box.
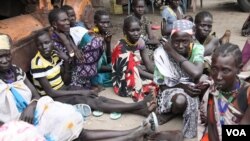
[187,43,193,60]
[217,81,240,125]
[124,36,138,47]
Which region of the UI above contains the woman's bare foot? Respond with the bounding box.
[134,94,157,117]
[126,114,158,141]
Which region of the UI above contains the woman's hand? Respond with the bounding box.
[181,84,202,97]
[20,102,37,124]
[54,47,70,61]
[104,31,112,43]
[54,30,70,44]
[160,37,173,52]
[74,48,84,62]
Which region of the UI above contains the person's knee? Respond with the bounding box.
[171,94,187,114]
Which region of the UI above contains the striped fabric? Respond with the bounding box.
[30,52,64,95]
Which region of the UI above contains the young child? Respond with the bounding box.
[154,19,204,138]
[112,16,157,102]
[132,0,158,50]
[194,11,219,57]
[61,5,85,27]
[161,0,184,37]
[198,43,250,141]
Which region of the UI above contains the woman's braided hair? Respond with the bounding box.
[212,42,242,68]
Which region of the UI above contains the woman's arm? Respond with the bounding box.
[53,48,72,85]
[24,78,40,100]
[240,89,250,124]
[160,83,202,97]
[20,78,40,123]
[54,31,84,61]
[104,31,112,64]
[140,48,154,73]
[137,67,153,80]
[164,43,204,82]
[240,106,250,124]
[60,60,72,85]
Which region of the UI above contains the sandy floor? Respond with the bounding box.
[83,0,249,140]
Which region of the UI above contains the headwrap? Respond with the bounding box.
[171,19,194,37]
[0,34,10,50]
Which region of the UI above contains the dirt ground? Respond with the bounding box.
[83,0,249,140]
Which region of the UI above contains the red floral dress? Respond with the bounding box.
[112,39,158,102]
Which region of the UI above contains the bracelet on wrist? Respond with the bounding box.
[69,50,75,57]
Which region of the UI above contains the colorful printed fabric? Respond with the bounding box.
[31,52,64,95]
[70,36,104,88]
[112,39,158,102]
[51,33,68,53]
[171,19,194,36]
[0,121,45,141]
[0,66,84,141]
[0,65,31,122]
[52,29,104,88]
[91,52,112,87]
[242,38,250,65]
[35,96,84,141]
[198,80,250,141]
[154,44,204,138]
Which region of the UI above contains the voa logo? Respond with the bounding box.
[226,129,246,136]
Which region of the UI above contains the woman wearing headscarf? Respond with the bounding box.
[154,19,205,138]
